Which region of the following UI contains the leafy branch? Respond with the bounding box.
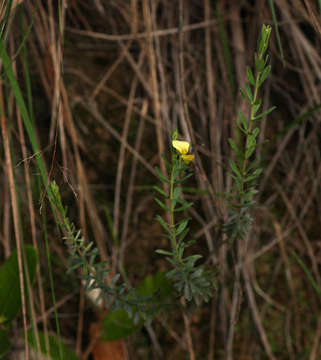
[154,131,215,305]
[48,181,165,323]
[225,24,275,241]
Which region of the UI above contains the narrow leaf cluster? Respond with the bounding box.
[155,132,215,305]
[225,24,275,241]
[49,181,164,322]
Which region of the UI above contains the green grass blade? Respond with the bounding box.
[20,12,35,123]
[11,14,33,64]
[41,205,64,360]
[0,37,65,359]
[215,3,235,99]
[292,251,321,297]
[0,39,49,192]
[273,103,321,140]
[268,0,285,66]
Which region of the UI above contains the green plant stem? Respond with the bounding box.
[169,161,177,253]
[240,70,261,205]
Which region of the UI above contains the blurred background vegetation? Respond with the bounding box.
[0,0,321,359]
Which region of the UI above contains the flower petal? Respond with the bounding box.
[181,154,195,164]
[172,140,190,155]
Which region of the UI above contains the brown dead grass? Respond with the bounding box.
[1,1,321,359]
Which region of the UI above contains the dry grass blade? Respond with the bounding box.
[1,1,321,359]
[1,112,29,359]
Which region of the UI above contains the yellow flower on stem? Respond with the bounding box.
[172,140,195,164]
[181,154,194,164]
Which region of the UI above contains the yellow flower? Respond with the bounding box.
[172,140,190,155]
[172,140,195,164]
[181,154,194,164]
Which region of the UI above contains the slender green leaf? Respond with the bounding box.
[174,201,193,212]
[254,106,276,120]
[245,144,256,159]
[10,17,34,65]
[174,172,193,184]
[228,138,242,157]
[255,53,264,72]
[244,168,262,182]
[239,111,248,130]
[253,102,261,116]
[246,158,260,173]
[245,133,256,159]
[190,267,204,279]
[257,27,266,55]
[178,228,189,243]
[268,0,285,66]
[216,3,235,98]
[172,166,180,180]
[184,255,202,267]
[252,168,263,177]
[160,154,171,170]
[247,66,255,85]
[155,215,170,233]
[0,40,51,196]
[274,103,321,140]
[184,284,191,301]
[155,198,170,211]
[176,218,190,236]
[243,189,258,201]
[244,81,253,101]
[153,185,167,198]
[259,65,271,86]
[229,159,242,178]
[173,186,181,200]
[155,249,173,256]
[155,167,170,183]
[240,87,248,100]
[104,205,119,247]
[252,127,259,138]
[292,251,321,297]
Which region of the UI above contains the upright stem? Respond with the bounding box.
[240,68,262,204]
[169,160,177,251]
